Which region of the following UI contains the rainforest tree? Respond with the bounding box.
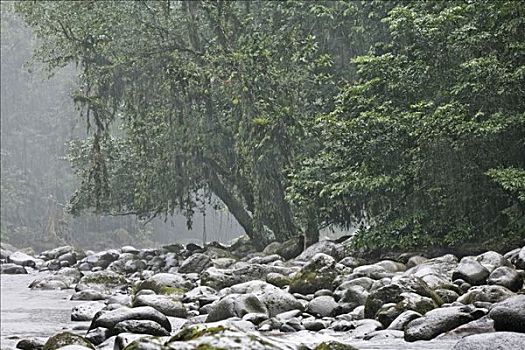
[16,1,389,248]
[290,1,525,250]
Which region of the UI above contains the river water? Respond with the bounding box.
[0,272,89,350]
[0,272,458,350]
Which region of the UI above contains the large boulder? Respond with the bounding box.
[452,257,490,286]
[85,250,120,269]
[306,296,338,317]
[376,292,438,328]
[132,294,187,318]
[89,306,171,334]
[183,286,219,306]
[113,320,170,336]
[487,266,523,292]
[387,310,422,331]
[76,270,127,294]
[457,285,515,304]
[404,305,483,341]
[16,338,45,350]
[489,295,525,333]
[178,253,212,274]
[201,264,272,290]
[206,294,268,322]
[30,268,83,290]
[288,253,338,295]
[404,254,458,281]
[8,251,37,268]
[295,240,345,262]
[0,263,27,274]
[262,238,303,260]
[365,276,441,320]
[223,281,303,317]
[135,273,192,295]
[451,332,525,350]
[42,332,94,350]
[41,246,77,261]
[70,290,106,301]
[71,302,105,321]
[350,264,392,280]
[130,323,291,350]
[476,251,511,273]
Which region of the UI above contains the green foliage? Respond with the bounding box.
[15,0,523,251]
[16,1,390,248]
[291,0,525,249]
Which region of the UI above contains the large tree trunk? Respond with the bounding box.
[208,171,271,250]
[303,206,320,248]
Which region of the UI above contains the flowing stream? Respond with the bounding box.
[0,272,88,350]
[1,272,458,350]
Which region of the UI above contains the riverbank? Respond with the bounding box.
[1,239,524,350]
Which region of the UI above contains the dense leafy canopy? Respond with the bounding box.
[291,1,525,249]
[16,0,525,251]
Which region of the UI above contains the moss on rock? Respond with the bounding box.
[43,332,95,350]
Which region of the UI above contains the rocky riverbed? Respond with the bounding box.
[1,238,524,350]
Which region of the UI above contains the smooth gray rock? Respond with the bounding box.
[71,302,105,321]
[489,294,525,333]
[458,284,515,304]
[302,318,327,331]
[451,332,525,350]
[182,286,218,306]
[339,256,366,269]
[42,332,95,350]
[262,238,303,260]
[387,310,422,331]
[75,270,127,294]
[351,264,391,280]
[364,275,441,320]
[335,285,369,309]
[87,250,120,269]
[306,295,338,317]
[364,330,404,340]
[476,251,511,273]
[452,257,490,285]
[41,246,76,260]
[84,327,110,346]
[225,280,303,317]
[377,292,437,328]
[178,253,212,274]
[70,290,106,301]
[487,266,523,292]
[113,319,170,336]
[406,256,428,269]
[29,268,82,290]
[404,254,458,281]
[295,240,345,262]
[1,263,27,274]
[201,264,271,290]
[289,253,338,295]
[121,246,140,254]
[375,260,406,273]
[206,293,268,322]
[438,316,495,339]
[136,273,192,295]
[404,305,480,341]
[89,306,171,333]
[8,251,37,267]
[16,338,44,350]
[132,294,187,318]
